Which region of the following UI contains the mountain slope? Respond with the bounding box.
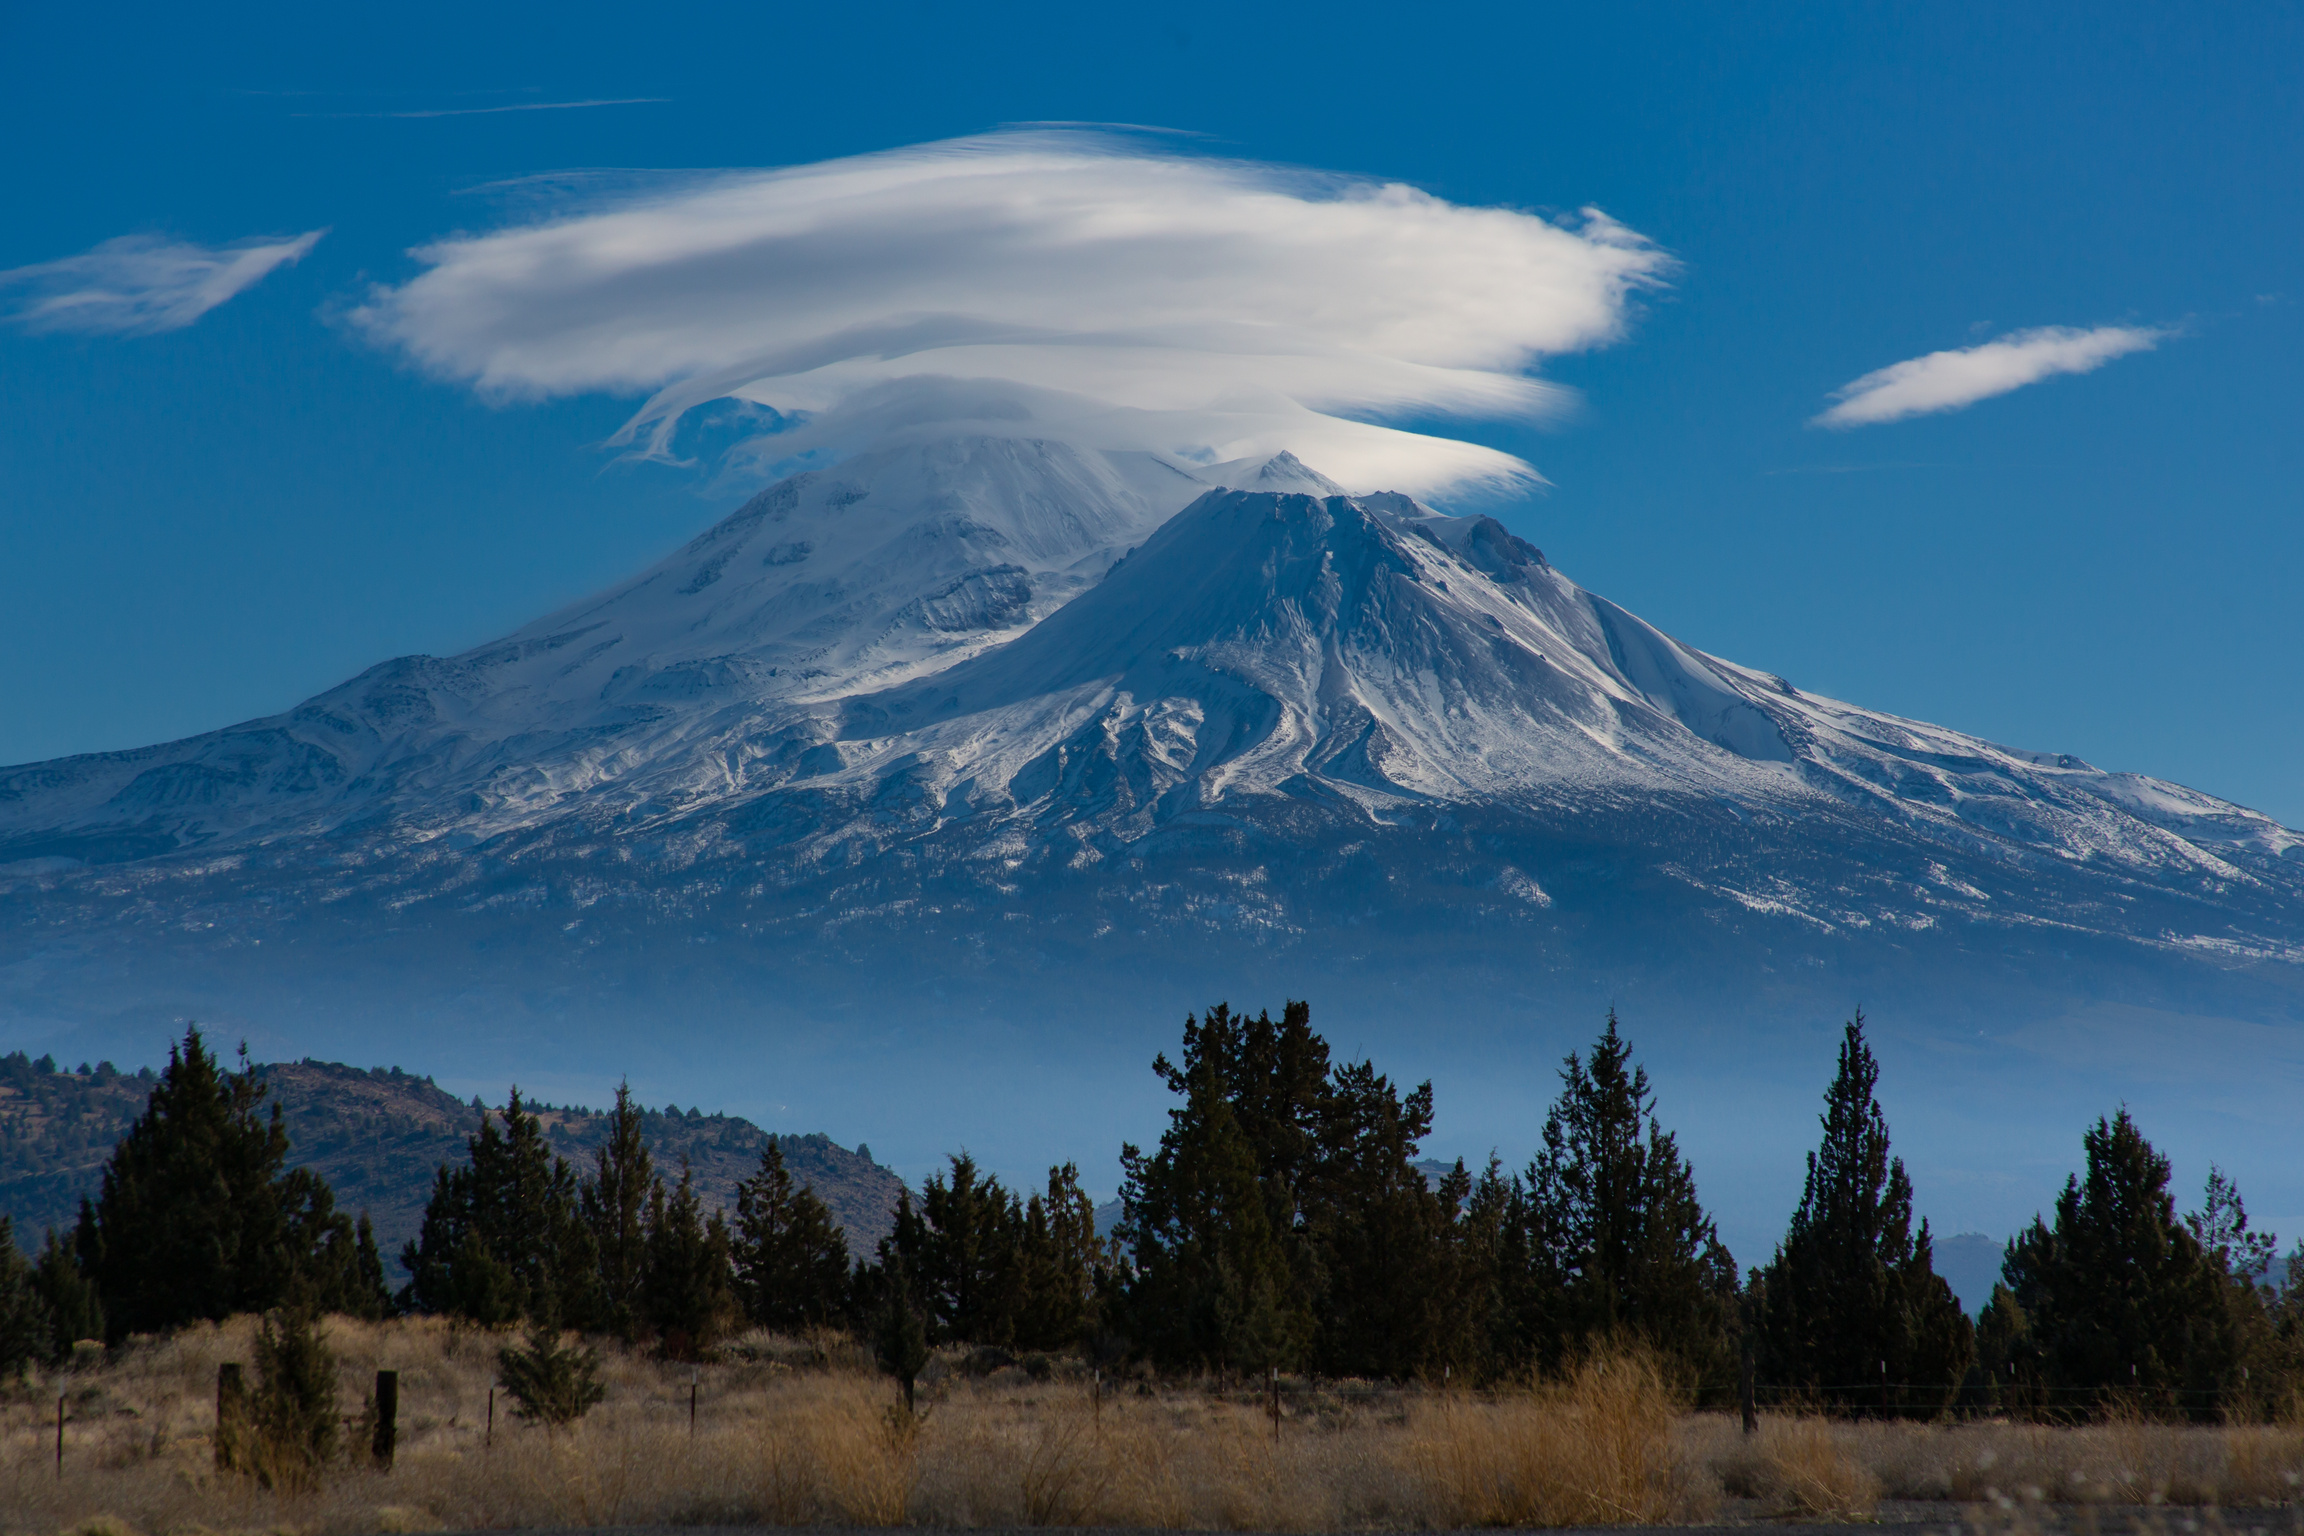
[3,439,2300,1254]
[0,1051,906,1263]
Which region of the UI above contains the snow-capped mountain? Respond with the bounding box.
[4,437,2301,1158]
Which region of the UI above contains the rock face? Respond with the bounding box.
[2,437,2300,1218]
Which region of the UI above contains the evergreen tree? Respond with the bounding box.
[2000,1109,2226,1417]
[1302,1061,1471,1378]
[497,1325,607,1427]
[730,1139,853,1332]
[1014,1162,1106,1351]
[1456,1157,1547,1383]
[1117,1040,1308,1373]
[907,1153,1026,1346]
[642,1159,737,1356]
[875,1253,931,1413]
[1754,1013,1974,1413]
[399,1088,593,1325]
[582,1082,655,1340]
[76,1026,377,1339]
[0,1216,50,1377]
[1525,1013,1738,1386]
[248,1299,338,1490]
[31,1228,101,1362]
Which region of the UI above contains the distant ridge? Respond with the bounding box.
[0,1052,906,1266]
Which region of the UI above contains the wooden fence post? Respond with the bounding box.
[372,1369,399,1470]
[215,1362,247,1471]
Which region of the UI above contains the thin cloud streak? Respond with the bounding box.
[352,129,1671,496]
[298,97,670,119]
[0,229,326,335]
[1814,324,2165,428]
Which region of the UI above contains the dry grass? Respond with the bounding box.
[9,1317,2304,1533]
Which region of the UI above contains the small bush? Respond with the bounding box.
[248,1303,338,1490]
[497,1323,607,1427]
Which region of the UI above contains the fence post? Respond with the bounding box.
[1269,1367,1279,1441]
[689,1371,699,1438]
[1740,1352,1757,1435]
[215,1362,247,1471]
[1880,1358,1889,1419]
[55,1394,64,1480]
[372,1369,399,1470]
[486,1385,495,1449]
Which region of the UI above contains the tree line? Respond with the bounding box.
[4,1011,2300,1421]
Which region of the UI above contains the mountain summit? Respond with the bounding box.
[3,439,2300,1237]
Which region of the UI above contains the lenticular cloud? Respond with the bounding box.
[1813,324,2165,428]
[353,130,1670,495]
[0,229,325,336]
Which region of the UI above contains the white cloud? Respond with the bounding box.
[1814,324,2165,429]
[352,129,1670,496]
[0,229,326,336]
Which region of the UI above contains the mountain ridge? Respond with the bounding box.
[4,437,2300,1250]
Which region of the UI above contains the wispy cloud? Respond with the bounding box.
[351,129,1671,496]
[1814,324,2165,428]
[298,97,669,119]
[0,229,326,335]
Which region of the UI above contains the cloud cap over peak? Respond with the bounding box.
[352,129,1670,495]
[1814,324,2167,429]
[0,229,325,335]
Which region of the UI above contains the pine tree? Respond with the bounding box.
[875,1253,931,1413]
[731,1139,853,1332]
[1457,1157,1548,1383]
[2001,1109,2225,1416]
[0,1217,50,1377]
[642,1159,737,1357]
[1754,1013,1974,1413]
[1525,1013,1738,1387]
[582,1082,655,1340]
[1117,1041,1309,1373]
[909,1153,1026,1346]
[31,1228,102,1361]
[248,1299,338,1490]
[76,1026,374,1339]
[399,1087,592,1325]
[1014,1162,1107,1351]
[1302,1061,1470,1378]
[497,1324,606,1427]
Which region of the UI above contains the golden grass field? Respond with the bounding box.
[6,1316,2304,1534]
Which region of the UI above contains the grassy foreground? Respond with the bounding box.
[7,1317,2304,1534]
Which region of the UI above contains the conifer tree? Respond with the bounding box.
[641,1159,737,1356]
[582,1082,655,1340]
[1117,1042,1308,1373]
[76,1026,377,1339]
[31,1228,102,1360]
[907,1153,1025,1346]
[2000,1110,2231,1416]
[1015,1162,1106,1350]
[248,1298,338,1490]
[0,1217,49,1377]
[400,1088,592,1325]
[875,1253,931,1413]
[1753,1013,1973,1413]
[730,1139,853,1331]
[1456,1157,1547,1382]
[1525,1013,1737,1385]
[497,1325,607,1427]
[1303,1061,1471,1378]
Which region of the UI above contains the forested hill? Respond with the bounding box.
[0,1052,905,1264]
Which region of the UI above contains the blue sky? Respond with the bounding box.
[1,0,2298,855]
